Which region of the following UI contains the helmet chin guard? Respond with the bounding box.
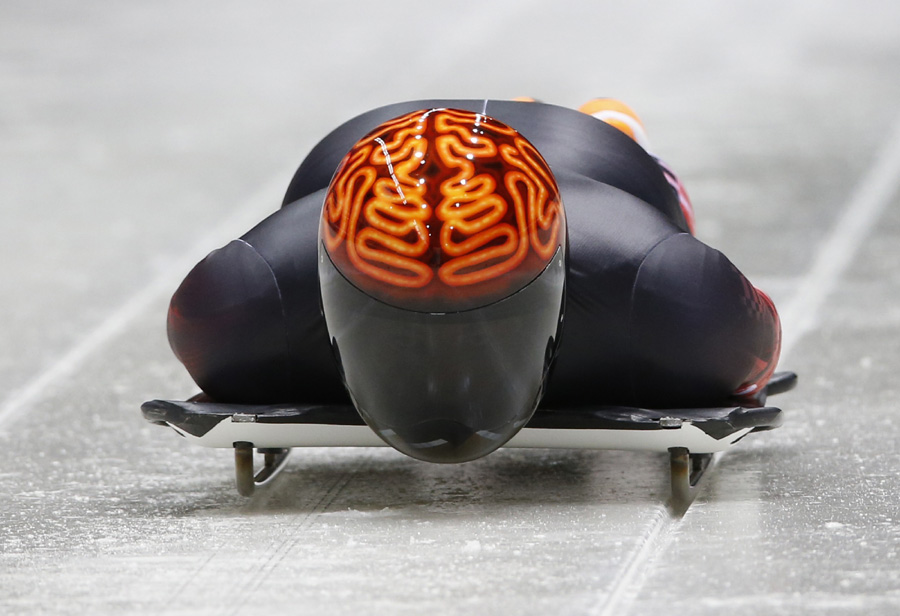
[319,108,566,463]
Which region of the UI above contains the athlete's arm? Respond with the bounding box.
[628,233,781,406]
[167,189,348,404]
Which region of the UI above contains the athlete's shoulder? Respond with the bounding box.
[634,233,746,306]
[285,98,676,213]
[629,233,776,405]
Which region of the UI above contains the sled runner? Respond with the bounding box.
[141,371,796,504]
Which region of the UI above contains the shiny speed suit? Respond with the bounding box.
[168,99,781,416]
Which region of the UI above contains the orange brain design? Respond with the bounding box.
[321,108,565,310]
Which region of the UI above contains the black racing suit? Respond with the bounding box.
[167,100,781,409]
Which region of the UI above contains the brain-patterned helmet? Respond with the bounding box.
[320,108,566,312]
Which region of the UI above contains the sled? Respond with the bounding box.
[141,371,797,506]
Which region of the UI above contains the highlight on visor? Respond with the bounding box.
[318,107,567,463]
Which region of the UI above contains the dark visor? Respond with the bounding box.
[319,246,565,463]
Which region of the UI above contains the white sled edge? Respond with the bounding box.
[164,418,750,454]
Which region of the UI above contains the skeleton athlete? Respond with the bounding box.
[166,98,782,463]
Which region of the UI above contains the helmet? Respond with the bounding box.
[319,108,567,463]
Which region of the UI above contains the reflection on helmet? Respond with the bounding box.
[319,108,566,463]
[321,107,564,312]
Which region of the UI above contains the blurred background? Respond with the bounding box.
[2,1,899,614]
